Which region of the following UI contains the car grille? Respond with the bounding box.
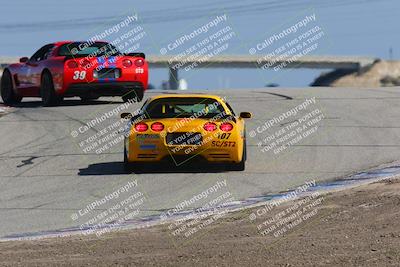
[166,132,202,146]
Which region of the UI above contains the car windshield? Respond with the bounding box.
[143,97,228,119]
[58,42,120,57]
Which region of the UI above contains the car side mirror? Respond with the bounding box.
[19,57,29,63]
[120,112,132,119]
[240,112,252,119]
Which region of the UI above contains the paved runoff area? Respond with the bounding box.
[0,87,399,238]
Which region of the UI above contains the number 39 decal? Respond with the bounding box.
[73,71,86,80]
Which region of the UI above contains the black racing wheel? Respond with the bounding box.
[0,70,22,105]
[40,71,59,106]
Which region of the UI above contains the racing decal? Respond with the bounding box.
[135,68,144,74]
[212,141,236,147]
[108,56,117,66]
[73,71,86,80]
[136,134,159,139]
[107,56,117,81]
[138,139,159,145]
[136,134,160,145]
[97,57,106,70]
[216,132,231,140]
[95,56,117,82]
[140,144,157,150]
[96,57,106,82]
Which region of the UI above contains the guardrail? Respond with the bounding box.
[0,55,378,89]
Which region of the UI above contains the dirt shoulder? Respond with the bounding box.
[1,178,400,267]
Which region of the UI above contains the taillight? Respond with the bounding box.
[134,59,144,67]
[67,61,78,68]
[220,122,233,132]
[135,123,148,132]
[151,122,164,132]
[122,59,132,67]
[203,122,217,132]
[81,59,91,69]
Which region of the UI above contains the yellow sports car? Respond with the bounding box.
[121,94,252,171]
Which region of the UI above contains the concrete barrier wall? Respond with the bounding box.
[0,55,378,88]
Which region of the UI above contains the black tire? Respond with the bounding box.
[0,70,22,105]
[124,146,141,173]
[124,146,131,172]
[228,136,246,171]
[40,71,58,106]
[122,89,143,103]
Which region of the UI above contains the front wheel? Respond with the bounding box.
[122,89,143,103]
[229,158,245,171]
[0,70,22,105]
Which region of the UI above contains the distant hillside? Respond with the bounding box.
[311,60,400,87]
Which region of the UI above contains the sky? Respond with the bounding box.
[0,0,398,89]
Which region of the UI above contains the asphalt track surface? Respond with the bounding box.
[0,87,399,238]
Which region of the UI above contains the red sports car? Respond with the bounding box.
[0,41,148,106]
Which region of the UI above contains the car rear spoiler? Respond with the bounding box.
[125,53,145,59]
[63,55,94,61]
[63,53,146,61]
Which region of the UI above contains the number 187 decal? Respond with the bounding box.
[217,133,231,139]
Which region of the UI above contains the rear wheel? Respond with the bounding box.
[40,72,58,106]
[228,136,246,171]
[124,146,131,172]
[0,70,22,105]
[122,89,143,103]
[124,146,142,173]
